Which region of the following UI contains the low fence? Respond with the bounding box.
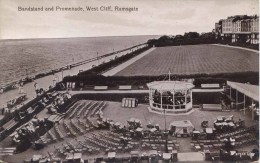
[72,93,149,104]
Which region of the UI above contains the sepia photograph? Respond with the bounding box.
[0,0,259,162]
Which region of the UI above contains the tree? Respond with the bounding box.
[184,32,200,39]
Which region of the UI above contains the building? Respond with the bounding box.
[215,15,259,44]
[222,16,235,34]
[215,22,222,38]
[251,16,259,44]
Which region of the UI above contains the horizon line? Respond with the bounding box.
[0,34,163,41]
[0,31,213,41]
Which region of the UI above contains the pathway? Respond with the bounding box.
[70,90,149,95]
[102,47,156,76]
[212,44,259,53]
[0,47,140,108]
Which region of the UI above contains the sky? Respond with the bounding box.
[0,0,258,39]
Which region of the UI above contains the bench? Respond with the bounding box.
[202,104,222,111]
[94,86,108,90]
[119,85,132,90]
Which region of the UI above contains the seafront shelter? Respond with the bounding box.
[226,81,259,120]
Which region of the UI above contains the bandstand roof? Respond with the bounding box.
[147,81,194,91]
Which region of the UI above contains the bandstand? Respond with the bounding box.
[147,81,194,114]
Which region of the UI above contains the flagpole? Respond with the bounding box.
[168,70,171,81]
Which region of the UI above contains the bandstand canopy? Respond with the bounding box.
[147,81,194,91]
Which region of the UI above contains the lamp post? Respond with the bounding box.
[61,69,64,80]
[97,52,99,65]
[164,107,168,153]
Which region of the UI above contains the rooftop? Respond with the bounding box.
[147,81,194,91]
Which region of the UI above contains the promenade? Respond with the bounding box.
[213,44,259,53]
[0,46,142,109]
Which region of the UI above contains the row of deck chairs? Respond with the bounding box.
[90,133,121,148]
[230,133,252,141]
[64,100,84,118]
[54,124,64,139]
[54,138,100,156]
[99,130,121,142]
[76,140,100,153]
[92,130,143,153]
[217,127,255,139]
[36,136,48,145]
[84,136,110,149]
[84,134,135,153]
[63,120,77,137]
[191,139,225,149]
[76,101,91,118]
[78,119,93,131]
[83,101,98,118]
[68,101,87,119]
[220,149,256,162]
[70,119,84,134]
[141,139,179,151]
[216,127,257,148]
[90,101,107,117]
[47,130,57,142]
[191,143,225,152]
[62,118,97,138]
[0,147,16,156]
[83,101,106,118]
[193,139,219,144]
[234,137,257,147]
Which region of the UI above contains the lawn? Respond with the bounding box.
[115,45,259,76]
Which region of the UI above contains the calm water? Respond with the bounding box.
[0,36,158,86]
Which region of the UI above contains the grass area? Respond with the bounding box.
[115,45,259,76]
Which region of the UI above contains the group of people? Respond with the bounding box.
[1,105,10,115]
[153,90,190,109]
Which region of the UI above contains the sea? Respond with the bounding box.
[0,35,159,86]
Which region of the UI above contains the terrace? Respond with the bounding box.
[0,96,258,162]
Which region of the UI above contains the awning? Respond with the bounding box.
[108,152,116,158]
[136,127,143,132]
[227,81,259,102]
[205,128,213,134]
[163,153,172,160]
[148,150,158,156]
[193,131,200,134]
[73,153,82,159]
[114,122,121,126]
[131,151,139,156]
[32,155,42,161]
[65,153,73,160]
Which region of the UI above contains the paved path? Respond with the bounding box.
[70,90,149,94]
[212,44,259,53]
[102,47,156,76]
